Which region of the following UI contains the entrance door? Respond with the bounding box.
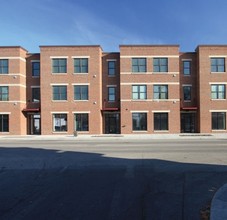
[104,113,120,134]
[29,114,41,135]
[181,113,196,133]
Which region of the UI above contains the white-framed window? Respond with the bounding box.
[132,58,147,72]
[53,114,67,132]
[211,58,225,72]
[52,58,67,73]
[212,112,226,130]
[211,84,226,99]
[153,58,168,72]
[74,113,89,131]
[74,58,88,73]
[132,85,147,100]
[132,112,147,131]
[0,114,9,132]
[52,85,67,100]
[154,113,169,131]
[153,85,168,99]
[74,85,88,100]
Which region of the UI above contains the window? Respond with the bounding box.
[108,61,116,76]
[0,86,9,101]
[211,85,226,99]
[212,112,226,130]
[183,86,192,101]
[132,113,147,131]
[132,58,146,72]
[52,59,67,73]
[74,58,88,73]
[132,85,147,100]
[32,62,40,77]
[53,114,67,132]
[74,113,89,131]
[211,58,225,72]
[108,87,116,102]
[183,61,191,75]
[32,88,40,102]
[0,115,9,132]
[154,113,168,131]
[52,86,67,100]
[74,85,88,100]
[153,58,168,72]
[153,85,168,99]
[0,60,8,74]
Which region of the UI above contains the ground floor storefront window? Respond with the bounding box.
[132,113,147,131]
[53,114,67,132]
[154,113,168,131]
[212,112,226,130]
[74,113,89,131]
[0,114,9,132]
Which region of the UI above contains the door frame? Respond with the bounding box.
[28,113,41,135]
[181,112,197,133]
[103,112,120,134]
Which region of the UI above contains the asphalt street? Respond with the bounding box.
[0,138,227,220]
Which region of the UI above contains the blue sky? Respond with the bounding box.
[1,0,227,53]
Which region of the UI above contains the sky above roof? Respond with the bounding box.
[1,0,227,53]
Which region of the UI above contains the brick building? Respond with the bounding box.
[0,45,226,135]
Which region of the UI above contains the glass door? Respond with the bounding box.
[29,114,41,135]
[104,113,120,134]
[181,113,196,133]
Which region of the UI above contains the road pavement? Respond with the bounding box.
[0,137,227,220]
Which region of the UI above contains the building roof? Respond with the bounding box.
[0,46,28,52]
[119,44,180,48]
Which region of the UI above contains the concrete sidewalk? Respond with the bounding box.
[0,133,227,140]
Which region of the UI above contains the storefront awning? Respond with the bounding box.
[22,108,40,112]
[101,108,119,111]
[181,107,198,110]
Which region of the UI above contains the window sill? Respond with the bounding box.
[52,131,68,134]
[75,131,89,133]
[211,72,226,74]
[212,130,226,132]
[73,73,89,75]
[152,72,168,74]
[211,99,226,101]
[52,100,68,102]
[51,73,67,75]
[154,130,169,132]
[132,130,148,132]
[132,99,148,101]
[73,100,89,102]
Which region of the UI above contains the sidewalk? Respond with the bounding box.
[0,133,227,140]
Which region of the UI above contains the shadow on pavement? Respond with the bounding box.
[0,147,227,220]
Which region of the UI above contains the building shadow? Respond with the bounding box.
[0,146,227,220]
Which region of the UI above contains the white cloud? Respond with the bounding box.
[70,5,164,51]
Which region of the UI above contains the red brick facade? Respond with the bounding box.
[0,45,226,135]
